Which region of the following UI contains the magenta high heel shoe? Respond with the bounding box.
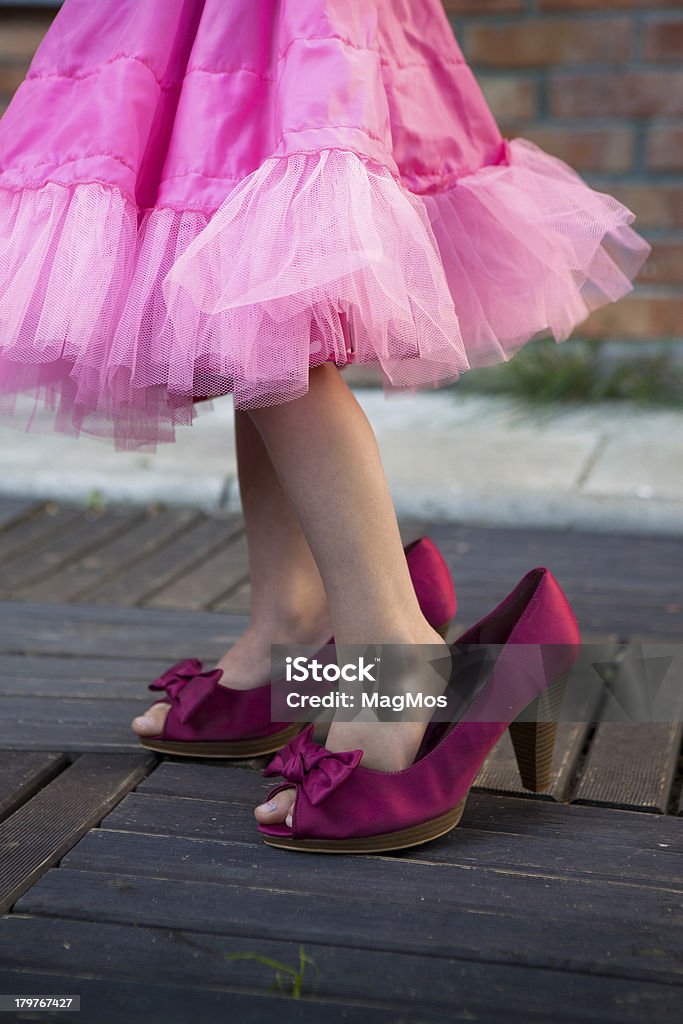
[257,566,580,853]
[137,536,456,758]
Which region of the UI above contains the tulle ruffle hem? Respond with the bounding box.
[0,138,651,450]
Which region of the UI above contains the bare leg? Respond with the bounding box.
[132,409,333,736]
[252,364,447,828]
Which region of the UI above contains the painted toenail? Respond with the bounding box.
[258,801,278,813]
[285,812,293,828]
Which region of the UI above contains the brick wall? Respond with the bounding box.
[0,2,680,348]
[0,6,52,113]
[445,0,682,346]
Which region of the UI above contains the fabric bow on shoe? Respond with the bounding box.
[264,724,363,806]
[148,658,223,724]
[148,658,204,692]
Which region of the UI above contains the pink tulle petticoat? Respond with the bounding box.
[0,0,651,451]
[0,139,650,450]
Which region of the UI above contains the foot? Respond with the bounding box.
[254,626,449,829]
[131,610,333,738]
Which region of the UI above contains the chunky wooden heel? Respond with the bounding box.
[508,674,567,792]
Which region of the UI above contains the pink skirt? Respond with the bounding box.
[0,0,651,450]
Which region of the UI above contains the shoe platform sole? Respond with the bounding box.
[138,721,306,758]
[261,796,468,854]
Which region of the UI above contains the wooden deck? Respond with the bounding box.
[0,496,681,1022]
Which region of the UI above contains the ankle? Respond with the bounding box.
[247,605,333,646]
[333,620,446,649]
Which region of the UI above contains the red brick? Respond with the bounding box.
[550,71,683,118]
[478,75,537,121]
[639,239,683,286]
[0,19,50,62]
[510,125,634,173]
[579,294,683,340]
[540,0,683,9]
[646,122,683,173]
[464,19,630,68]
[0,66,26,96]
[608,186,683,230]
[643,20,683,63]
[443,0,523,13]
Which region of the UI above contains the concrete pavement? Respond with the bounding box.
[0,388,681,534]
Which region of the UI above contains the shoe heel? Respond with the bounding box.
[508,675,567,792]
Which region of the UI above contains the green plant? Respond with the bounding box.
[85,488,104,512]
[457,337,683,406]
[225,945,318,999]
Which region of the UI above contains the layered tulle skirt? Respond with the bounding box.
[0,0,651,450]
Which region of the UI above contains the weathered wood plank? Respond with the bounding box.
[429,524,683,640]
[0,917,678,1023]
[0,672,159,701]
[16,867,682,985]
[89,514,243,608]
[561,603,681,642]
[427,524,683,588]
[97,790,683,886]
[446,573,683,609]
[146,532,249,611]
[22,506,201,603]
[211,578,251,614]
[0,652,170,681]
[0,972,401,1024]
[138,513,243,603]
[458,791,683,848]
[0,601,247,658]
[0,507,147,596]
[65,816,682,892]
[0,497,42,532]
[0,654,173,700]
[449,586,682,641]
[0,697,160,752]
[440,575,682,608]
[2,510,681,619]
[0,598,242,629]
[135,761,266,803]
[0,751,68,823]
[0,504,84,569]
[0,753,155,914]
[573,723,683,812]
[446,572,683,601]
[131,773,683,849]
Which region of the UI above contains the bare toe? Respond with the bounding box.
[131,701,170,737]
[254,787,296,827]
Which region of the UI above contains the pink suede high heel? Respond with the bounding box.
[137,537,456,758]
[257,566,580,853]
